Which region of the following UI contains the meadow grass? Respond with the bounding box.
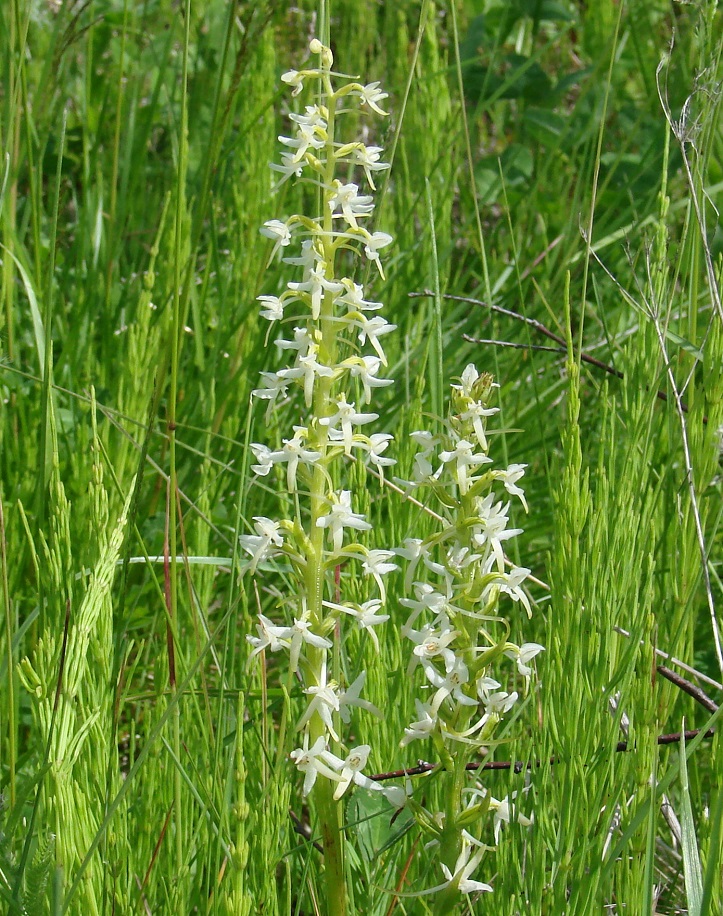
[1,1,722,913]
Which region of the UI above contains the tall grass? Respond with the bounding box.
[1,0,721,913]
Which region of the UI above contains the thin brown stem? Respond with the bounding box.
[369,723,717,782]
[410,289,689,412]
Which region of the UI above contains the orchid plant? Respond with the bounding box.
[393,365,542,911]
[240,37,400,916]
[241,35,541,915]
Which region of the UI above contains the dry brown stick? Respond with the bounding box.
[614,626,723,691]
[368,726,716,782]
[409,289,684,409]
[656,665,719,714]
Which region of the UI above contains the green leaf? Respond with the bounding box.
[347,792,412,863]
[500,143,534,181]
[680,729,704,916]
[0,245,44,376]
[514,0,577,22]
[523,107,567,144]
[700,789,723,915]
[664,328,704,362]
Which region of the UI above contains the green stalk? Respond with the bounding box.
[232,690,248,905]
[0,492,14,806]
[167,0,192,899]
[431,753,467,916]
[430,486,484,915]
[303,64,347,916]
[102,0,129,330]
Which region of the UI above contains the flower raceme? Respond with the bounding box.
[393,365,542,899]
[241,38,398,821]
[240,37,541,909]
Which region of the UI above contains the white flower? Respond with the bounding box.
[250,442,274,477]
[399,580,448,630]
[253,427,322,492]
[401,699,437,746]
[289,104,328,131]
[338,671,382,723]
[456,364,480,397]
[335,599,390,651]
[239,517,284,573]
[422,550,448,578]
[480,689,518,722]
[496,566,532,617]
[425,656,477,713]
[360,433,396,479]
[361,549,398,601]
[331,745,374,800]
[297,662,341,741]
[505,642,544,678]
[251,372,291,415]
[496,463,528,510]
[473,493,523,570]
[288,611,333,673]
[280,426,321,484]
[408,622,459,674]
[355,81,389,115]
[290,735,342,796]
[489,792,533,845]
[270,151,306,185]
[257,294,286,322]
[279,110,326,162]
[259,219,292,260]
[319,394,378,455]
[316,490,371,553]
[343,354,393,404]
[444,544,481,580]
[351,144,389,189]
[354,314,396,364]
[328,180,374,229]
[408,451,436,486]
[337,279,382,312]
[276,325,314,356]
[246,614,292,663]
[287,263,344,321]
[438,439,492,494]
[459,399,499,451]
[295,342,335,406]
[394,539,426,590]
[410,430,439,454]
[452,365,500,449]
[281,68,306,97]
[405,430,442,487]
[362,231,393,278]
[283,238,322,271]
[440,841,493,895]
[475,675,501,697]
[453,363,497,399]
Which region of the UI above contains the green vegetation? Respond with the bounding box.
[1,1,721,913]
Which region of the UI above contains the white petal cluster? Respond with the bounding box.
[396,366,542,744]
[289,735,398,807]
[243,38,397,806]
[393,366,541,884]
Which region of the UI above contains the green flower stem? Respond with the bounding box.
[303,72,347,916]
[314,765,347,916]
[432,757,467,915]
[306,640,347,916]
[431,473,489,915]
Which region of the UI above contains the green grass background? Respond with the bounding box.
[1,0,722,913]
